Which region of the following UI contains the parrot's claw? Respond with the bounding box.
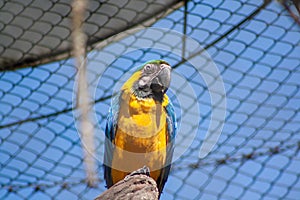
[128,166,151,178]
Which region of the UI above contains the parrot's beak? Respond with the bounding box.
[151,64,171,94]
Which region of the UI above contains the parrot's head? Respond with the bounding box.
[128,60,171,102]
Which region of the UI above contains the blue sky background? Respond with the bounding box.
[1,0,300,199]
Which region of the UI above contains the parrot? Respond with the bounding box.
[103,60,177,195]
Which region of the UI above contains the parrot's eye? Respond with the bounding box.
[144,64,158,74]
[144,64,152,72]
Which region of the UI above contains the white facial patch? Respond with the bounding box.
[138,76,151,88]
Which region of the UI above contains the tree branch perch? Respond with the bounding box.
[95,166,159,200]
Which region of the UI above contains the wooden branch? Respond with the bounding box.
[95,167,159,200]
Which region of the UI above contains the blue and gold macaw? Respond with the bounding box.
[104,60,176,195]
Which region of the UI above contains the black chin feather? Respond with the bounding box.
[153,91,164,102]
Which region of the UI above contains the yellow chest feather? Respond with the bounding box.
[111,92,169,183]
[116,93,168,151]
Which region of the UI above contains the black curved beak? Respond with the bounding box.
[151,65,171,94]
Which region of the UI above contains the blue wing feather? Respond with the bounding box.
[103,93,120,187]
[157,100,177,194]
[166,100,177,140]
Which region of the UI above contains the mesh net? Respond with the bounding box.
[1,0,300,200]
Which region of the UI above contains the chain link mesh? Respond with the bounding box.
[1,0,300,200]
